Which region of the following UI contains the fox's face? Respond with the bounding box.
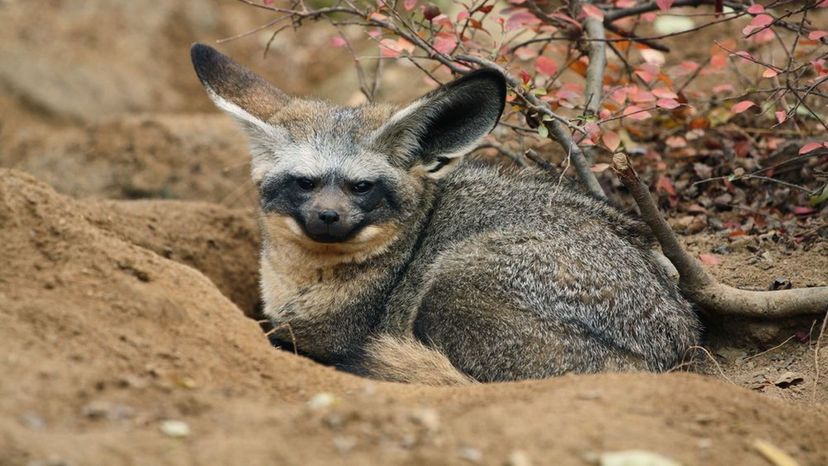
[191,44,505,258]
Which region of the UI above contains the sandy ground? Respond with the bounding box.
[1,1,827,465]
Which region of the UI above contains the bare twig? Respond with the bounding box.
[814,310,827,403]
[524,148,555,172]
[266,322,299,355]
[688,345,736,384]
[457,54,607,199]
[475,141,526,166]
[743,335,795,362]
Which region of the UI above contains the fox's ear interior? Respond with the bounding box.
[190,43,287,134]
[372,69,506,178]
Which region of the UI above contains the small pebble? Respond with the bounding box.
[333,435,356,453]
[308,392,338,410]
[159,419,190,438]
[506,450,532,466]
[410,408,440,433]
[457,446,483,463]
[20,412,46,430]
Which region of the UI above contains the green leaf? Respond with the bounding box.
[811,183,828,206]
[538,124,549,138]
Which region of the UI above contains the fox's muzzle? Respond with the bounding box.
[302,208,362,243]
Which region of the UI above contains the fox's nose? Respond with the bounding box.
[318,210,340,224]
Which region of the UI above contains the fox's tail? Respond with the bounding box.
[357,334,476,385]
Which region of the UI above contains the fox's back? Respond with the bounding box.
[384,163,699,381]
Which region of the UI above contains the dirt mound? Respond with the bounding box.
[1,169,827,465]
[1,113,256,206]
[0,0,352,127]
[88,198,261,316]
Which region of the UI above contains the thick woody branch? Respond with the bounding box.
[603,0,740,22]
[457,54,607,199]
[583,17,607,117]
[612,153,828,318]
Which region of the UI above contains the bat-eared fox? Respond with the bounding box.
[191,43,700,384]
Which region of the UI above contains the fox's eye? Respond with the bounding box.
[351,181,374,194]
[296,177,315,191]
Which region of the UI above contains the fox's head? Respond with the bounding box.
[191,44,505,257]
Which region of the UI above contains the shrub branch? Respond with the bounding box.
[612,153,828,318]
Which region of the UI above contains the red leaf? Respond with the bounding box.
[535,56,558,76]
[630,88,655,103]
[603,131,621,152]
[712,83,734,94]
[710,54,728,69]
[608,88,627,104]
[656,175,677,196]
[762,68,779,78]
[730,100,755,114]
[655,0,674,11]
[584,122,601,140]
[433,34,456,54]
[799,142,824,154]
[506,9,541,31]
[742,14,775,35]
[330,36,347,48]
[591,163,610,172]
[699,254,721,265]
[379,39,402,58]
[518,69,532,84]
[403,0,417,11]
[746,4,765,14]
[671,61,700,76]
[657,98,681,109]
[775,111,787,124]
[652,88,678,99]
[793,206,816,215]
[750,14,774,28]
[623,105,652,121]
[477,4,494,13]
[809,30,828,40]
[634,69,656,83]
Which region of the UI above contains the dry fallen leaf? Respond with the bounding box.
[698,253,721,265]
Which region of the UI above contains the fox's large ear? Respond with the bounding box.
[190,43,288,136]
[372,69,506,178]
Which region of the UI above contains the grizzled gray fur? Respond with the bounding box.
[191,43,700,384]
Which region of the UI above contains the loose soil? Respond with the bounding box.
[2,170,827,466]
